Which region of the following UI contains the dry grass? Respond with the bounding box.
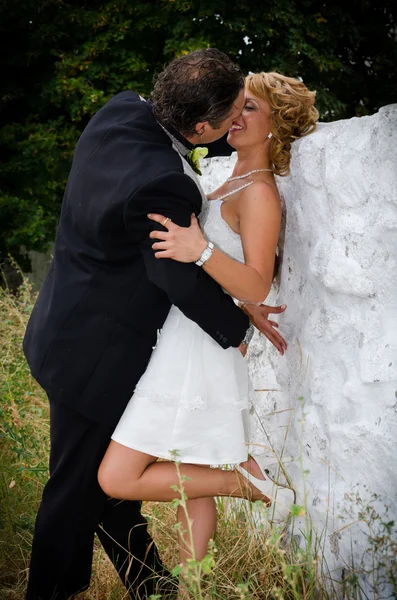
[1,277,393,599]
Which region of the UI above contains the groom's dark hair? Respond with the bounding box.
[152,48,244,137]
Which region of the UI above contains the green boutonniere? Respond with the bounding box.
[187,146,209,176]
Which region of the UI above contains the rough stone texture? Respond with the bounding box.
[201,105,397,594]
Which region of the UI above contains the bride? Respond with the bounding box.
[99,72,318,567]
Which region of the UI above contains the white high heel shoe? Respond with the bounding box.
[236,454,296,524]
[250,452,295,480]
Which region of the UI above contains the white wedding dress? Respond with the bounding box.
[111,195,255,465]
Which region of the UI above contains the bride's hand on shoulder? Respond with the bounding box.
[147,213,207,263]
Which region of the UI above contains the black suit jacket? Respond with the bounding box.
[23,91,249,427]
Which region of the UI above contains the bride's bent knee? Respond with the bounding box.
[98,456,122,498]
[98,460,142,499]
[98,444,129,499]
[98,464,113,497]
[97,441,150,499]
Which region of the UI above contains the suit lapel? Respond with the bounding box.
[156,122,206,210]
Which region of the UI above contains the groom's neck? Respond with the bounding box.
[186,132,203,146]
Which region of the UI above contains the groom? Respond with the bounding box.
[23,48,286,599]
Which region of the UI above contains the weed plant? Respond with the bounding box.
[0,277,395,599]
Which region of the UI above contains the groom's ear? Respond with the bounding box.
[194,121,208,137]
[186,121,211,144]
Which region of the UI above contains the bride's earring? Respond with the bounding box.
[267,132,273,139]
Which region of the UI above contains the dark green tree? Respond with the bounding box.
[1,0,396,269]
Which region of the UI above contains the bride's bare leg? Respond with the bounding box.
[176,498,217,599]
[98,441,269,503]
[177,498,217,563]
[175,460,266,565]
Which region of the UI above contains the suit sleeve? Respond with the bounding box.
[124,171,249,349]
[205,134,235,158]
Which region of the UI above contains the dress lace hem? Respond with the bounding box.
[133,385,254,412]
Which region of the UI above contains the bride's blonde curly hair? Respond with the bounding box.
[245,72,319,176]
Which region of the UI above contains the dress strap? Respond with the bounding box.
[213,180,254,201]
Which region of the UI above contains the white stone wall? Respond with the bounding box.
[201,105,397,594]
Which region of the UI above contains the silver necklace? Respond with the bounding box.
[215,180,255,201]
[227,168,272,182]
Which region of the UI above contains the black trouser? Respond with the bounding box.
[26,399,175,599]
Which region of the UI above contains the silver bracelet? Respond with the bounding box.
[241,324,255,346]
[195,241,214,267]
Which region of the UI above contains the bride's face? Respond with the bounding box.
[227,90,273,149]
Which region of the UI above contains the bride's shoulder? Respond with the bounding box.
[238,180,281,215]
[241,180,279,202]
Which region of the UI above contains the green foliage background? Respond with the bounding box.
[1,0,396,269]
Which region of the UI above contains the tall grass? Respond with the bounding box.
[0,278,395,599]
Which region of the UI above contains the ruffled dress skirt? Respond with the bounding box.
[111,305,253,465]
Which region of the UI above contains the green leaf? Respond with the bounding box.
[171,564,183,577]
